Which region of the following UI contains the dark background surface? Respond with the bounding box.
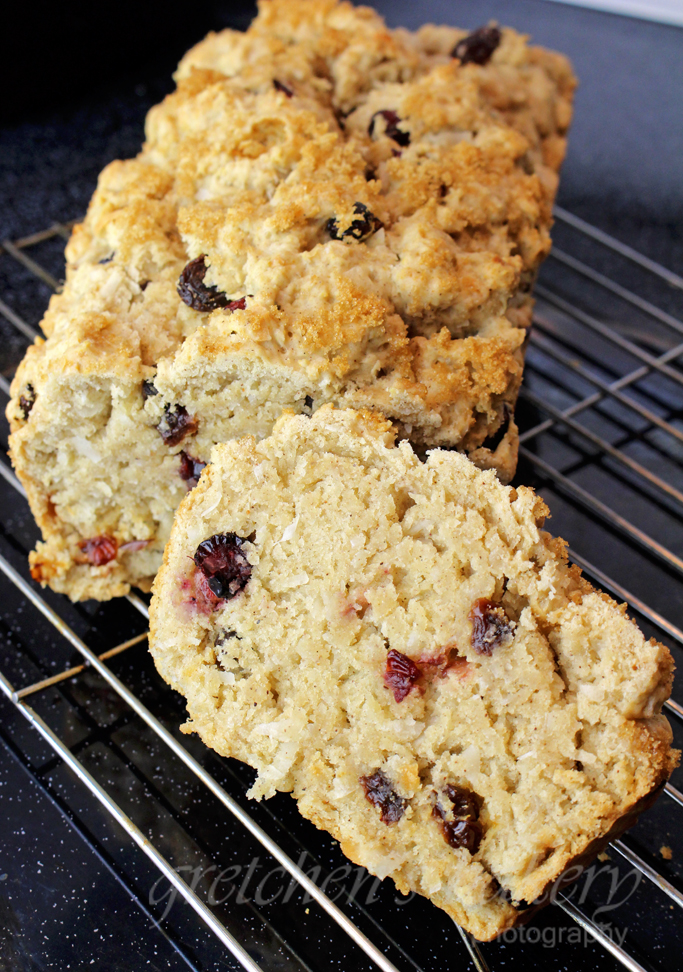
[1,2,683,970]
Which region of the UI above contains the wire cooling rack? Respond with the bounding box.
[1,209,683,972]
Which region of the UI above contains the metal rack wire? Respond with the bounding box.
[1,209,682,972]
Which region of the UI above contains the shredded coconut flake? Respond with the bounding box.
[98,268,125,301]
[70,436,102,462]
[281,514,299,542]
[200,492,222,517]
[274,514,299,546]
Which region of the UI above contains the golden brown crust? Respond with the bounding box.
[8,0,576,600]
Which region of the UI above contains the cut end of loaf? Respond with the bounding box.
[149,405,677,940]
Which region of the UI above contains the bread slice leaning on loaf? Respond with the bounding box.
[7,0,575,600]
[148,406,678,941]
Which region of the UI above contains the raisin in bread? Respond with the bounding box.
[148,406,677,941]
[7,0,575,600]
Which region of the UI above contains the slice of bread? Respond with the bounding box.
[7,0,575,600]
[149,406,677,940]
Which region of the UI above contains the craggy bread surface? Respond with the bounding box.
[7,0,575,599]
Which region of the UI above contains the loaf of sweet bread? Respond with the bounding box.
[7,0,575,600]
[149,406,677,941]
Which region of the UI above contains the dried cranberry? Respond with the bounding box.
[368,110,410,147]
[194,533,252,600]
[452,26,501,66]
[190,569,226,613]
[327,202,383,243]
[442,817,483,853]
[157,405,199,446]
[19,384,36,420]
[142,379,158,400]
[360,770,407,824]
[469,598,514,655]
[179,451,207,488]
[445,784,479,820]
[79,535,118,566]
[433,784,483,853]
[226,296,247,312]
[445,656,471,680]
[178,255,230,312]
[273,79,293,97]
[384,648,421,702]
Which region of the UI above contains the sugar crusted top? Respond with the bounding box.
[43,0,574,443]
[6,0,576,602]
